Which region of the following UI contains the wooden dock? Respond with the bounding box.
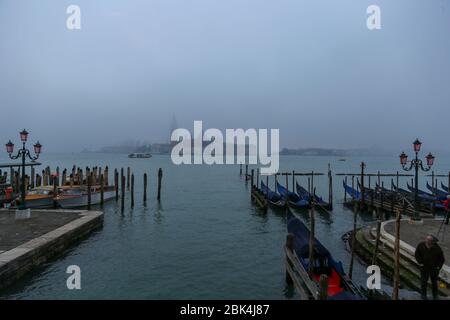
[353,217,450,298]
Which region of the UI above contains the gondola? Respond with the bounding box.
[426,182,448,198]
[394,182,445,211]
[296,182,332,210]
[287,209,365,300]
[441,183,449,193]
[391,181,411,196]
[260,181,286,209]
[342,181,366,200]
[276,182,309,209]
[407,182,437,200]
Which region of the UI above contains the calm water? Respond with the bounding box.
[1,153,449,299]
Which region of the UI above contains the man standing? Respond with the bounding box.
[415,235,445,300]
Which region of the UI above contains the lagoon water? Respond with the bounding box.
[1,153,449,299]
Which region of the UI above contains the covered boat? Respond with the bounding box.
[296,182,331,210]
[343,181,366,200]
[426,182,448,198]
[287,209,364,300]
[407,182,440,201]
[260,181,286,209]
[277,182,309,209]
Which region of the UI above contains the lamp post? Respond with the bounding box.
[399,139,434,221]
[5,129,42,210]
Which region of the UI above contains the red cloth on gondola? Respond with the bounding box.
[443,198,449,211]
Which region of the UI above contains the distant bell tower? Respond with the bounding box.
[170,114,179,145]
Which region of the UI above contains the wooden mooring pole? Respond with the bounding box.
[121,175,125,211]
[360,162,366,209]
[372,209,382,266]
[127,167,131,190]
[143,173,148,205]
[344,176,347,203]
[100,173,104,206]
[256,168,259,190]
[87,174,92,210]
[251,169,254,190]
[157,168,163,201]
[292,170,295,192]
[53,176,57,208]
[308,197,315,276]
[114,169,119,200]
[348,205,357,279]
[319,275,328,300]
[131,173,134,208]
[328,164,333,210]
[104,166,109,186]
[392,209,401,300]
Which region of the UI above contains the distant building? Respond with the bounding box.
[151,143,171,154]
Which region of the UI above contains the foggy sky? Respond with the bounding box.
[0,0,449,153]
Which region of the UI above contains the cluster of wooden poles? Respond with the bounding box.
[112,167,163,211]
[1,164,164,211]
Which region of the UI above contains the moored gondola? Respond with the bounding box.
[296,182,332,210]
[426,182,448,198]
[277,182,309,209]
[343,180,366,200]
[286,209,365,300]
[260,181,286,209]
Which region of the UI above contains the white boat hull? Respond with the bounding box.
[57,190,115,208]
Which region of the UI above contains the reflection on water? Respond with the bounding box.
[1,153,447,299]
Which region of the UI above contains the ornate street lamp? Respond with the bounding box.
[399,139,434,221]
[5,129,42,210]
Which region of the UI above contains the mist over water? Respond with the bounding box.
[0,1,449,153]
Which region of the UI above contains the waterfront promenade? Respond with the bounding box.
[0,209,103,290]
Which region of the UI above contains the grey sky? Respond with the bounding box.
[0,0,449,153]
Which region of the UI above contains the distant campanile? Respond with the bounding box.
[170,114,179,145]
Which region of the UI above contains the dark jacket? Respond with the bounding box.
[415,241,445,270]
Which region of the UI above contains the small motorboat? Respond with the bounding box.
[16,186,56,209]
[128,153,152,159]
[56,185,116,208]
